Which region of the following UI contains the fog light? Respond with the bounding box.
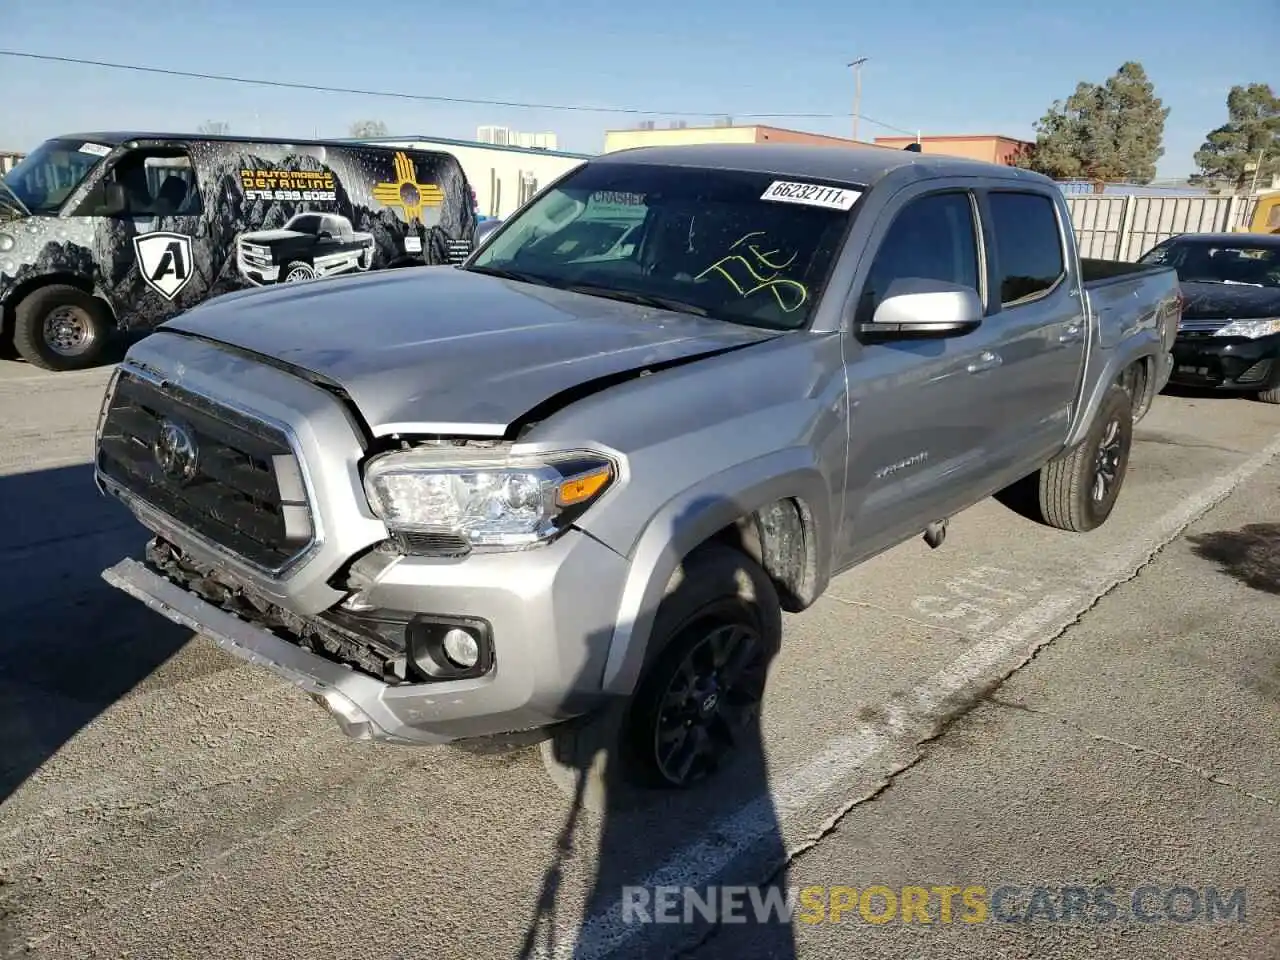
[442,628,480,668]
[405,615,494,681]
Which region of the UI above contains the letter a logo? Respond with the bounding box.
[134,231,195,301]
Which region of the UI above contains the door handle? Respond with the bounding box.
[966,351,1003,374]
[1058,323,1084,344]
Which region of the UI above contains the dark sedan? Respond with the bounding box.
[1137,233,1280,403]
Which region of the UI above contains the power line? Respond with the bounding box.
[0,49,919,136]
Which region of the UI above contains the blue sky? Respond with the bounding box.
[2,0,1276,177]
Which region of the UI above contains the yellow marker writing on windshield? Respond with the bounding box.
[696,231,809,313]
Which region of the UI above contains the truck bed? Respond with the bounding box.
[1080,257,1169,289]
[1078,257,1180,413]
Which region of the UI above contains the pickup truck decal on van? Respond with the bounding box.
[236,212,375,285]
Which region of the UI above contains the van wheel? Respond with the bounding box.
[282,261,315,283]
[1038,383,1133,532]
[539,544,782,813]
[12,285,112,371]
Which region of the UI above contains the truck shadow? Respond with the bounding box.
[1186,522,1280,595]
[0,463,193,803]
[516,499,797,959]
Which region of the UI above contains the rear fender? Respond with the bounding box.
[598,447,833,696]
[1065,330,1162,449]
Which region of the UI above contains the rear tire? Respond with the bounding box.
[12,284,112,372]
[539,544,782,813]
[1037,383,1133,533]
[1254,385,1280,404]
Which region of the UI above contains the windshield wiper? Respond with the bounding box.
[465,264,557,287]
[563,283,711,317]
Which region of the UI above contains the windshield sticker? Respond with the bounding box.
[77,142,112,158]
[695,230,809,313]
[760,180,861,211]
[241,167,338,203]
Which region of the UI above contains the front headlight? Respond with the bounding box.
[363,446,615,550]
[1215,318,1280,339]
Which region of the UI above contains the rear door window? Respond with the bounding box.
[986,192,1065,306]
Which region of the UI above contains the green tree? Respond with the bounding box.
[1193,83,1280,190]
[1017,62,1169,185]
[349,120,389,138]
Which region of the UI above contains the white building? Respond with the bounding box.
[366,135,591,220]
[476,126,559,151]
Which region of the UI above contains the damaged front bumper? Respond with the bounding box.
[102,517,633,749]
[104,557,448,745]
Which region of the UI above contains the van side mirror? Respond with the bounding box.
[857,278,983,339]
[99,182,128,217]
[473,219,503,248]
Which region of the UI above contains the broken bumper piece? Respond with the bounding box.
[103,557,454,746]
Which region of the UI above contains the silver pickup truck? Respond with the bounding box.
[98,143,1179,805]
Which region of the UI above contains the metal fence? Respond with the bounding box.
[1065,194,1259,261]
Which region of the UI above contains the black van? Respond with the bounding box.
[0,133,477,370]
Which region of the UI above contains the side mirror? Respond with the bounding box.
[858,278,983,339]
[99,182,128,217]
[473,218,504,248]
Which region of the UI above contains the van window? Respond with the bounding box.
[987,192,1065,306]
[855,191,980,325]
[90,148,203,217]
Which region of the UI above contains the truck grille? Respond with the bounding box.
[96,371,314,571]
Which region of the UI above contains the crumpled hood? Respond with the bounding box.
[1179,280,1280,320]
[161,266,779,436]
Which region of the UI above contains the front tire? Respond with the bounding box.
[1254,384,1280,404]
[281,261,315,283]
[540,544,782,812]
[12,284,112,371]
[1038,383,1134,532]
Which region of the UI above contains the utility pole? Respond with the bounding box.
[1246,147,1265,195]
[848,57,868,142]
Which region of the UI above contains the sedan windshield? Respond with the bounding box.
[467,161,861,330]
[2,138,111,215]
[1139,239,1280,288]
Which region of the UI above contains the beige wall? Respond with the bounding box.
[604,125,872,154]
[874,136,1030,165]
[604,126,759,153]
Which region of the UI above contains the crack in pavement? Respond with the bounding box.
[986,696,1279,808]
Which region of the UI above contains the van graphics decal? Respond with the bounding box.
[240,167,337,203]
[0,139,476,331]
[236,212,374,286]
[133,231,195,300]
[371,152,445,225]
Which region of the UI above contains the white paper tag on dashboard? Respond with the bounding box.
[404,235,423,253]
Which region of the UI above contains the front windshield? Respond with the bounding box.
[1,138,111,215]
[467,161,860,330]
[1139,239,1280,288]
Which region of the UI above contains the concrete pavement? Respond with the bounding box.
[698,451,1280,960]
[0,357,1277,960]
